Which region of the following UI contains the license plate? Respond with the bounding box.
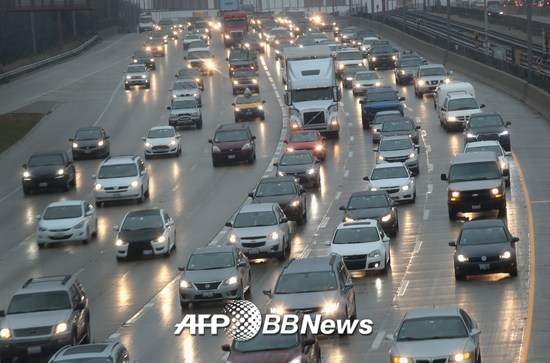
[27,346,41,355]
[202,291,214,298]
[472,204,481,210]
[85,149,91,154]
[228,154,235,159]
[112,193,122,198]
[143,250,153,256]
[248,248,260,254]
[245,111,252,116]
[39,182,48,187]
[55,233,65,237]
[479,263,490,270]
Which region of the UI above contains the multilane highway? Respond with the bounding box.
[0,18,548,363]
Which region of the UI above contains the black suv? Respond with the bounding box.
[132,50,155,70]
[209,124,256,166]
[394,56,424,85]
[367,44,397,70]
[0,275,90,361]
[249,176,308,225]
[463,112,512,151]
[339,190,399,236]
[441,151,507,220]
[22,150,76,195]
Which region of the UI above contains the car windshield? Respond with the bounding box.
[397,316,468,341]
[356,72,378,80]
[297,38,316,46]
[469,114,504,127]
[371,166,409,180]
[134,51,150,58]
[256,181,296,196]
[333,226,380,244]
[459,226,508,245]
[447,98,479,111]
[347,195,389,209]
[275,271,337,293]
[188,51,211,59]
[380,138,413,151]
[465,145,503,157]
[368,91,398,102]
[172,99,197,109]
[233,211,277,227]
[121,214,163,230]
[173,81,197,90]
[97,164,138,179]
[28,154,64,166]
[187,252,235,270]
[229,52,249,61]
[139,16,153,24]
[233,331,299,352]
[419,67,446,76]
[234,69,256,77]
[127,65,146,73]
[448,161,501,182]
[371,45,393,54]
[373,114,403,125]
[75,129,102,140]
[43,205,83,220]
[236,95,262,104]
[344,66,365,75]
[178,69,200,77]
[289,132,320,143]
[275,33,291,39]
[279,153,314,166]
[382,120,413,132]
[292,87,333,102]
[148,128,175,138]
[185,35,201,41]
[336,51,362,60]
[214,130,250,142]
[399,59,423,67]
[8,291,71,314]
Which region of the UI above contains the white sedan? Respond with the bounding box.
[36,200,97,248]
[142,126,181,158]
[364,162,416,203]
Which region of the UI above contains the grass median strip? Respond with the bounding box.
[0,113,43,152]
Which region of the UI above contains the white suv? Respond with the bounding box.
[92,155,150,207]
[334,48,364,78]
[327,220,391,273]
[439,92,485,131]
[413,64,452,97]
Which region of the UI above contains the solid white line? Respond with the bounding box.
[398,280,409,296]
[425,145,432,153]
[370,331,385,350]
[345,112,350,117]
[344,170,350,178]
[301,248,312,258]
[335,191,342,200]
[348,122,353,127]
[423,209,430,220]
[124,302,155,326]
[350,136,354,142]
[414,240,422,254]
[320,217,330,228]
[428,163,433,173]
[190,164,197,171]
[349,151,353,158]
[0,187,21,203]
[427,184,433,194]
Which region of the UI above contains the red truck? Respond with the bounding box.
[223,11,248,47]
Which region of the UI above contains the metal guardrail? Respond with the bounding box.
[0,35,99,83]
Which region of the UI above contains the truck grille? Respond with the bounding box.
[458,189,493,202]
[476,133,500,141]
[14,326,52,337]
[385,156,408,162]
[415,359,448,363]
[303,111,325,125]
[194,281,222,290]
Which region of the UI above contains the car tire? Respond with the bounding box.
[137,188,144,204]
[381,253,389,274]
[145,83,150,89]
[37,241,45,248]
[455,269,466,280]
[116,256,125,262]
[395,77,400,85]
[411,192,416,203]
[82,321,91,344]
[448,208,458,221]
[260,114,265,121]
[144,154,149,160]
[414,88,420,97]
[498,205,507,218]
[83,227,90,245]
[22,185,31,195]
[248,151,256,164]
[95,201,102,208]
[124,85,130,90]
[176,147,182,157]
[510,266,518,277]
[232,89,237,95]
[277,241,287,261]
[196,118,203,129]
[180,301,190,309]
[92,220,98,237]
[62,177,70,192]
[212,159,219,167]
[163,239,172,257]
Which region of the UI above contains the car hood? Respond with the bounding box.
[2,309,72,330]
[145,137,177,146]
[170,107,199,115]
[95,176,139,188]
[277,164,315,174]
[379,149,415,158]
[235,102,261,108]
[181,267,235,283]
[345,207,390,220]
[269,290,340,310]
[233,225,280,238]
[467,125,506,134]
[416,75,447,81]
[228,346,301,363]
[287,141,321,150]
[331,240,382,255]
[252,195,295,207]
[27,165,63,176]
[392,338,470,358]
[40,217,83,230]
[292,100,334,113]
[369,177,411,188]
[447,179,502,191]
[446,109,483,117]
[127,72,148,77]
[457,242,510,257]
[337,59,363,66]
[118,228,164,243]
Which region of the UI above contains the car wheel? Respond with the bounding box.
[145,83,150,89]
[196,118,203,129]
[395,77,400,85]
[238,283,245,300]
[177,146,182,156]
[232,89,237,95]
[95,201,102,208]
[380,253,389,274]
[116,256,125,262]
[92,220,98,237]
[277,241,287,261]
[144,154,149,160]
[62,177,70,192]
[124,85,130,90]
[83,227,90,245]
[260,114,265,121]
[448,208,458,221]
[411,192,416,203]
[37,241,45,248]
[498,205,507,217]
[414,88,420,97]
[455,269,466,280]
[510,266,518,277]
[248,152,255,164]
[22,185,31,195]
[163,239,172,257]
[82,321,91,344]
[245,271,252,298]
[505,178,510,187]
[180,301,190,309]
[137,188,144,204]
[70,330,77,346]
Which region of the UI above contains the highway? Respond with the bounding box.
[0,18,548,363]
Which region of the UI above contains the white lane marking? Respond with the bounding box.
[348,122,353,127]
[344,170,350,178]
[370,331,385,350]
[398,280,409,296]
[349,151,353,158]
[124,302,155,326]
[423,209,430,220]
[335,191,342,200]
[320,217,330,228]
[203,147,210,153]
[190,164,197,171]
[345,112,350,117]
[171,184,180,192]
[414,240,422,254]
[301,248,312,258]
[350,136,354,142]
[424,145,431,153]
[427,184,433,194]
[428,163,433,173]
[0,187,21,203]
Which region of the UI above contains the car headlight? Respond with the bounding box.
[314,144,323,151]
[278,171,287,176]
[381,213,392,222]
[212,145,221,152]
[224,275,239,285]
[72,142,79,148]
[378,155,385,161]
[57,169,64,176]
[370,187,378,191]
[133,59,137,63]
[392,55,397,60]
[187,63,192,69]
[466,133,476,138]
[400,70,406,74]
[392,357,412,363]
[450,352,471,362]
[169,140,177,146]
[55,323,68,334]
[233,80,239,85]
[275,40,280,44]
[330,117,338,126]
[242,143,252,150]
[234,107,240,111]
[150,58,155,62]
[73,221,85,229]
[115,239,127,246]
[368,249,382,258]
[252,79,258,84]
[500,251,512,259]
[269,231,280,240]
[257,105,263,110]
[346,77,352,81]
[451,191,460,198]
[141,75,147,79]
[321,302,339,314]
[146,46,151,51]
[444,78,451,83]
[344,216,354,222]
[130,180,139,188]
[499,130,509,136]
[228,233,239,244]
[307,168,316,175]
[408,152,416,159]
[447,116,457,122]
[97,140,104,146]
[23,170,31,178]
[457,254,469,262]
[371,56,377,61]
[0,328,11,339]
[153,235,166,243]
[145,142,152,147]
[179,279,191,289]
[375,81,381,86]
[244,42,250,48]
[338,64,344,69]
[270,305,285,315]
[38,225,47,232]
[401,184,410,191]
[290,199,300,207]
[94,183,103,191]
[491,188,500,195]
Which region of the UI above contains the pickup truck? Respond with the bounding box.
[359,86,405,129]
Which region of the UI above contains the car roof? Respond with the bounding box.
[373,162,407,169]
[451,151,497,164]
[404,307,461,319]
[45,200,84,208]
[16,275,74,295]
[462,219,505,229]
[126,209,162,217]
[52,343,120,359]
[283,256,336,273]
[192,246,236,255]
[469,112,502,119]
[101,155,140,166]
[375,110,402,116]
[238,202,278,213]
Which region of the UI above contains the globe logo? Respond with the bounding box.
[222,300,262,341]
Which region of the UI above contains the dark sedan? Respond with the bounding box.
[22,150,76,195]
[339,190,398,236]
[249,176,307,225]
[69,126,110,160]
[449,219,519,280]
[132,50,156,70]
[378,117,421,145]
[273,150,321,187]
[231,68,259,94]
[175,67,204,90]
[394,56,424,85]
[463,112,512,151]
[342,64,368,89]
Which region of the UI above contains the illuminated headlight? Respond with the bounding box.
[130,180,139,188]
[169,140,177,146]
[307,168,316,175]
[392,55,397,60]
[228,233,239,244]
[225,34,230,39]
[392,357,412,363]
[295,27,300,31]
[257,105,263,110]
[491,188,500,195]
[278,171,287,176]
[368,249,381,258]
[244,42,250,48]
[499,130,509,135]
[344,216,354,222]
[343,35,348,39]
[500,160,507,169]
[157,46,163,50]
[97,140,104,147]
[224,275,238,285]
[126,75,131,79]
[146,46,151,51]
[269,231,279,240]
[444,78,451,83]
[346,77,352,81]
[241,143,252,150]
[172,94,177,98]
[150,58,155,62]
[194,93,199,97]
[338,64,344,69]
[450,352,471,362]
[371,56,377,61]
[179,279,191,289]
[401,184,410,191]
[260,41,266,46]
[55,323,68,335]
[457,254,469,262]
[270,305,285,315]
[0,328,11,339]
[290,200,300,207]
[57,169,64,176]
[375,81,381,86]
[408,153,416,159]
[153,235,166,243]
[187,63,192,69]
[400,70,406,74]
[321,302,339,314]
[275,49,280,54]
[141,75,147,79]
[330,117,338,126]
[381,213,392,222]
[500,251,512,259]
[195,77,200,83]
[252,79,258,84]
[94,183,103,191]
[275,40,280,44]
[233,80,239,85]
[72,142,78,148]
[290,122,300,130]
[212,145,221,152]
[133,59,137,63]
[447,116,457,122]
[451,191,460,198]
[361,46,367,51]
[314,145,324,151]
[205,61,214,69]
[234,107,240,111]
[145,141,154,147]
[370,187,378,191]
[73,221,85,229]
[466,133,476,138]
[378,155,385,161]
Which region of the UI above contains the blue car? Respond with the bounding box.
[359,86,405,129]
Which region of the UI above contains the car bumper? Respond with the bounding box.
[72,146,108,158]
[144,145,179,156]
[343,254,386,271]
[37,226,88,244]
[169,116,200,126]
[455,258,516,275]
[212,149,253,163]
[369,60,395,68]
[416,84,438,93]
[125,80,148,86]
[22,177,66,190]
[374,187,414,202]
[233,239,283,258]
[179,284,240,303]
[396,73,414,83]
[94,188,142,202]
[448,198,506,213]
[0,333,73,357]
[234,109,264,119]
[116,240,169,258]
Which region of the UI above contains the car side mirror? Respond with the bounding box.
[448,241,457,247]
[74,300,86,310]
[359,99,365,104]
[226,57,229,61]
[251,136,256,140]
[373,148,378,152]
[505,151,512,156]
[399,96,406,101]
[415,145,420,150]
[448,70,454,75]
[178,266,185,271]
[35,214,41,220]
[273,162,279,167]
[0,310,5,317]
[105,135,110,139]
[183,56,187,60]
[280,217,288,224]
[385,333,396,341]
[363,176,369,181]
[480,104,485,108]
[237,260,247,267]
[225,222,232,227]
[440,173,447,181]
[383,236,390,242]
[344,281,353,291]
[339,206,346,211]
[167,106,171,110]
[502,169,509,177]
[169,88,173,91]
[262,100,266,104]
[208,139,213,144]
[248,192,254,198]
[506,121,511,126]
[231,103,235,106]
[166,220,174,227]
[85,209,94,216]
[415,126,421,130]
[221,344,231,352]
[174,74,178,77]
[410,171,417,177]
[22,163,27,169]
[68,138,74,142]
[283,140,289,144]
[262,289,272,297]
[141,137,146,141]
[304,338,316,346]
[113,225,120,231]
[512,237,520,243]
[299,188,306,194]
[471,328,481,336]
[441,107,446,112]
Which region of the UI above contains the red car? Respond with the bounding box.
[274,33,294,45]
[284,130,326,161]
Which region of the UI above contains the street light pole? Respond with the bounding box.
[483,0,489,54]
[527,0,533,82]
